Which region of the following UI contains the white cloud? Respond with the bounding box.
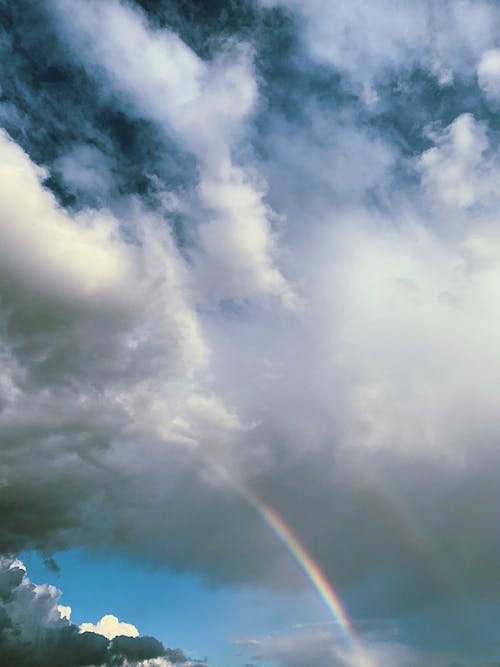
[54,144,115,198]
[259,0,499,95]
[0,129,134,303]
[58,605,72,621]
[80,614,139,640]
[196,169,293,305]
[418,113,500,214]
[50,0,293,306]
[477,48,500,102]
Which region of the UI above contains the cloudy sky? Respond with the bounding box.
[3,0,500,665]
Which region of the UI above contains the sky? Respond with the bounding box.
[2,0,500,665]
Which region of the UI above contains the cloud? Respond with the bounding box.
[417,113,499,213]
[5,0,500,662]
[0,125,262,581]
[477,48,500,103]
[49,0,293,306]
[80,615,140,640]
[0,557,186,667]
[258,0,499,94]
[53,144,116,201]
[0,130,134,301]
[235,624,432,667]
[198,100,500,616]
[2,7,498,612]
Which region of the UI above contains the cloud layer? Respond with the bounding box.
[3,0,500,663]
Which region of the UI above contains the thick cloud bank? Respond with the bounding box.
[3,0,500,663]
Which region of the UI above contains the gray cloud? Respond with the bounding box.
[235,624,433,667]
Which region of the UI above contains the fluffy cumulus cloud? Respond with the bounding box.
[80,615,140,641]
[4,0,500,664]
[477,48,500,103]
[418,113,493,211]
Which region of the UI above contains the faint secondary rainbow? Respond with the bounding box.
[214,465,354,645]
[359,466,456,595]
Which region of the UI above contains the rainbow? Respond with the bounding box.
[214,466,354,645]
[245,488,354,642]
[360,466,455,594]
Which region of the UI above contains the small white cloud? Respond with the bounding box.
[79,613,139,640]
[54,144,114,197]
[418,113,498,212]
[57,605,72,621]
[477,48,500,102]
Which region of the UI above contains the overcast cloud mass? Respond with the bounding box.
[3,0,500,665]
